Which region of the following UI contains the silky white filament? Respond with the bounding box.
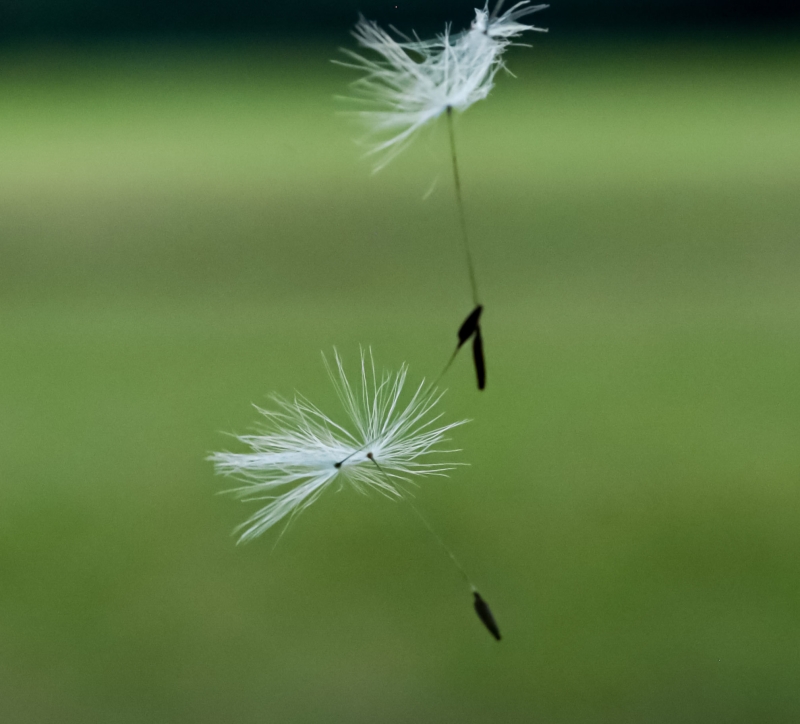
[209,350,466,543]
[339,2,548,169]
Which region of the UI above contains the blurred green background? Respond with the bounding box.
[2,3,800,722]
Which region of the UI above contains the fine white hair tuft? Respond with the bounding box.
[338,2,548,169]
[209,350,466,543]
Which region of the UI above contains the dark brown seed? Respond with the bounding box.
[457,305,483,348]
[472,327,486,390]
[473,591,501,641]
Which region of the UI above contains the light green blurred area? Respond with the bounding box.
[1,38,800,723]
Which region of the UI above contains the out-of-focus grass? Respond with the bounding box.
[1,38,799,723]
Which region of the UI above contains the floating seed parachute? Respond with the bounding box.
[210,350,465,543]
[340,2,548,390]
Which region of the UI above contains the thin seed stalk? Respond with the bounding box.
[368,454,473,589]
[446,107,480,307]
[368,453,502,641]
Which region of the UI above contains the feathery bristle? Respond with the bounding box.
[339,2,547,169]
[209,350,466,542]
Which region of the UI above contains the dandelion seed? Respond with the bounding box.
[340,3,548,391]
[209,350,502,640]
[208,350,465,543]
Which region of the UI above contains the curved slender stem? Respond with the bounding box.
[402,492,475,591]
[367,453,474,591]
[446,107,480,307]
